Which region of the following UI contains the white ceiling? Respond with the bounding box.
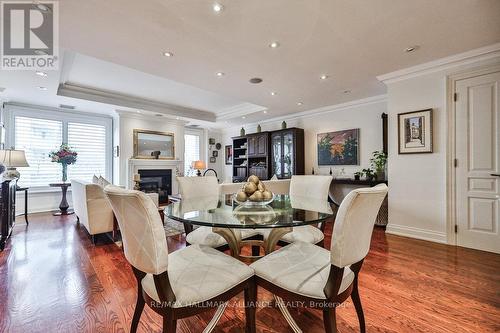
[1,0,499,126]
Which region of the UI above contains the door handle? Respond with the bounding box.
[491,174,500,177]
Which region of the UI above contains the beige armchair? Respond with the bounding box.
[71,179,159,243]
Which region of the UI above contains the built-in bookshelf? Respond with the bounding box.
[231,136,248,182]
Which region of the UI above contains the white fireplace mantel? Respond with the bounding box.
[127,158,183,194]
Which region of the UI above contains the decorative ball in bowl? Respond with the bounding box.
[233,175,275,206]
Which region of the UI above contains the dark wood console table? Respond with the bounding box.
[330,178,388,227]
[16,187,29,225]
[49,183,74,216]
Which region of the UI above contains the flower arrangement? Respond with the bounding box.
[49,144,78,182]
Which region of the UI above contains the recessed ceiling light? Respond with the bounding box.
[242,116,246,119]
[343,90,351,94]
[263,110,268,114]
[249,77,263,84]
[270,91,277,96]
[35,71,47,77]
[34,50,48,56]
[320,74,329,80]
[163,51,173,57]
[37,86,47,91]
[269,41,280,49]
[405,45,419,53]
[216,72,225,77]
[213,3,224,12]
[136,111,142,114]
[297,102,303,106]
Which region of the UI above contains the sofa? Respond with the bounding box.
[71,179,159,243]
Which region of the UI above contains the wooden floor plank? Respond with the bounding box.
[0,213,499,333]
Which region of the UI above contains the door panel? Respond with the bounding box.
[455,71,500,254]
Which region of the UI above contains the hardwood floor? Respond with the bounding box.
[0,213,499,333]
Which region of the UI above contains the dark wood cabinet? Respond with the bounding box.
[0,179,17,251]
[247,133,268,157]
[270,128,304,179]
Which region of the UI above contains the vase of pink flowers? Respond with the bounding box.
[49,144,78,183]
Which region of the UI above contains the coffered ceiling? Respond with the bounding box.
[1,0,499,126]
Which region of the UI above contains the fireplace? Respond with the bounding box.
[138,169,172,205]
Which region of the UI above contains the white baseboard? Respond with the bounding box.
[385,224,447,244]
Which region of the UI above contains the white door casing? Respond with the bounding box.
[455,71,500,254]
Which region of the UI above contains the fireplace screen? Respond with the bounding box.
[138,169,172,205]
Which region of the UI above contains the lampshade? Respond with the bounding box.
[192,160,206,170]
[0,149,30,167]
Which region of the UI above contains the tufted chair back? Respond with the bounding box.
[290,175,332,200]
[104,185,168,275]
[177,176,219,198]
[330,184,388,268]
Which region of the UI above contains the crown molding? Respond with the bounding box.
[377,43,500,84]
[115,110,188,125]
[4,101,113,119]
[222,94,387,133]
[216,102,267,121]
[57,82,216,122]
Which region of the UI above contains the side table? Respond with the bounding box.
[49,183,74,216]
[16,187,29,225]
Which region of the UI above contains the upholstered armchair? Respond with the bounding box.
[104,185,256,333]
[251,184,388,332]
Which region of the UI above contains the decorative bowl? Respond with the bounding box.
[233,193,275,207]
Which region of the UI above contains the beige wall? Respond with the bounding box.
[221,98,387,182]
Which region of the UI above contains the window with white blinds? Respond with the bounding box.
[15,116,63,187]
[68,122,107,182]
[184,134,200,176]
[7,107,113,189]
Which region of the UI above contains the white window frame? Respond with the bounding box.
[184,128,205,177]
[4,104,113,191]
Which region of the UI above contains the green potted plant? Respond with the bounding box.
[362,168,376,181]
[370,151,387,180]
[353,171,363,180]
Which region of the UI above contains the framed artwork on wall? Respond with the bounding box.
[225,145,233,165]
[317,128,360,165]
[398,109,433,154]
[212,150,218,157]
[209,156,216,163]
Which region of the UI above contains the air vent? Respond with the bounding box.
[0,87,5,93]
[59,104,75,110]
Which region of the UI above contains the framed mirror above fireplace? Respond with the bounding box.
[133,129,175,159]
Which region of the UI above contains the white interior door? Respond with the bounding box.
[455,71,500,254]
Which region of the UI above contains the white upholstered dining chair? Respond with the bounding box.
[251,184,388,333]
[262,175,333,246]
[177,176,260,250]
[104,185,256,333]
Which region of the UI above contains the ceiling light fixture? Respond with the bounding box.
[343,90,351,94]
[405,45,419,53]
[37,86,47,91]
[270,91,277,96]
[242,116,246,119]
[163,51,173,57]
[297,102,303,106]
[213,3,224,13]
[320,74,329,80]
[216,72,225,77]
[263,110,268,114]
[269,41,280,49]
[176,116,180,120]
[35,71,47,77]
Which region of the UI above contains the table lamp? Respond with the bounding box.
[192,160,206,176]
[0,149,30,180]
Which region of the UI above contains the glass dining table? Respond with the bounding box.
[166,193,334,259]
[165,193,334,333]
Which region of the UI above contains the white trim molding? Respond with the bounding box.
[377,43,500,84]
[386,224,447,244]
[216,102,267,121]
[222,94,387,132]
[58,83,216,122]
